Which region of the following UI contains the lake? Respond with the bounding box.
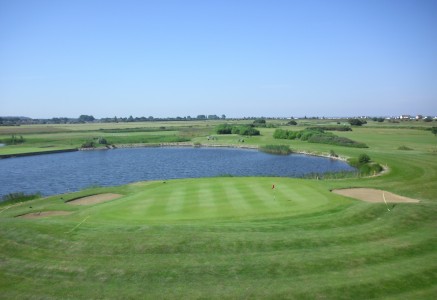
[0,147,355,197]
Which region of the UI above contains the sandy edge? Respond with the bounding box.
[332,188,419,203]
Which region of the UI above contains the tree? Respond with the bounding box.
[253,118,267,127]
[78,115,95,123]
[197,115,206,120]
[348,118,366,126]
[372,117,385,122]
[431,127,437,136]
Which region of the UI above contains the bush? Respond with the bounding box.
[309,126,352,131]
[286,120,297,125]
[273,129,294,139]
[253,119,266,127]
[239,126,260,136]
[371,117,385,122]
[98,137,108,145]
[273,128,367,148]
[358,153,371,164]
[215,124,233,134]
[329,150,338,157]
[348,118,367,126]
[308,135,368,148]
[216,124,260,136]
[398,145,413,150]
[348,155,382,176]
[81,140,95,148]
[300,129,321,141]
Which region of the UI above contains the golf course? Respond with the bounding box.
[1,119,436,299]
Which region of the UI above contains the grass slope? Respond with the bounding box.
[1,177,436,299]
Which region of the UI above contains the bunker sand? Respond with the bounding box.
[67,193,123,205]
[18,211,72,219]
[332,188,420,203]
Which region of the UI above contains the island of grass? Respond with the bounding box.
[0,118,436,299]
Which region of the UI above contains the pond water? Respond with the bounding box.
[0,147,355,198]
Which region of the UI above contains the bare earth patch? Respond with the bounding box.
[67,193,123,205]
[332,188,420,203]
[18,211,72,219]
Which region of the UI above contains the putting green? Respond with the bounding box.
[84,177,350,224]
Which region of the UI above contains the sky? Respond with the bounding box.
[1,0,436,119]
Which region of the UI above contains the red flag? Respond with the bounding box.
[272,184,275,189]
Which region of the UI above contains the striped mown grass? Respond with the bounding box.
[1,176,436,299]
[79,178,348,224]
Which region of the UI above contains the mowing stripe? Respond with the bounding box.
[228,183,255,212]
[243,181,270,211]
[197,182,217,216]
[131,194,159,218]
[211,181,236,215]
[165,185,186,215]
[225,182,251,212]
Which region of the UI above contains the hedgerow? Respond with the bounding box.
[273,128,368,148]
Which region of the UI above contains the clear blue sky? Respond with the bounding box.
[1,0,436,118]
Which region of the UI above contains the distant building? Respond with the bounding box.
[415,115,423,120]
[399,115,411,120]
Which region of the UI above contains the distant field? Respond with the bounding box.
[0,119,436,298]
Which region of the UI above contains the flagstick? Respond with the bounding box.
[383,192,390,211]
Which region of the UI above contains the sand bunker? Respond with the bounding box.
[18,211,72,219]
[67,193,122,205]
[332,188,420,203]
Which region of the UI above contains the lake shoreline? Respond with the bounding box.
[0,148,78,159]
[0,142,348,164]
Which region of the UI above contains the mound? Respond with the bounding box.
[332,188,420,203]
[67,193,123,205]
[17,211,72,219]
